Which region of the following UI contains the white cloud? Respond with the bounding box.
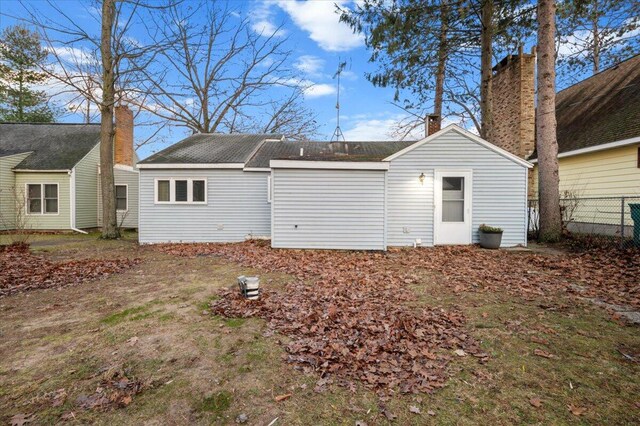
[275,0,363,52]
[251,1,287,37]
[294,55,325,77]
[304,83,336,98]
[343,116,403,141]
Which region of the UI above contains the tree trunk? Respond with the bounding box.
[100,0,119,239]
[433,0,449,127]
[536,0,562,242]
[591,1,600,74]
[479,0,493,140]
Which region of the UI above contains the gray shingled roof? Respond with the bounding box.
[139,133,284,164]
[530,54,640,159]
[0,123,101,170]
[246,140,417,168]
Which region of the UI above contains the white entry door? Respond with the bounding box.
[434,170,472,245]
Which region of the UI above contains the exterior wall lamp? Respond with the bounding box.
[419,173,425,185]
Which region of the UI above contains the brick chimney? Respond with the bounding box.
[114,105,134,166]
[425,114,441,136]
[490,45,536,159]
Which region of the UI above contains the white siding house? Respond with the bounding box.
[271,166,387,250]
[138,126,531,249]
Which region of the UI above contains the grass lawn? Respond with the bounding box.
[0,233,638,425]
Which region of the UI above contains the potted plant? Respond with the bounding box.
[479,224,503,249]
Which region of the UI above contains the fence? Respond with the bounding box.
[528,196,640,249]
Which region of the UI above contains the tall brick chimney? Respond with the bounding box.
[490,45,536,159]
[425,114,441,136]
[114,105,134,166]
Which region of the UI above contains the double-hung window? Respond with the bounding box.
[115,185,128,211]
[155,178,207,204]
[27,183,58,215]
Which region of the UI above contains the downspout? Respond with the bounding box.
[69,168,88,234]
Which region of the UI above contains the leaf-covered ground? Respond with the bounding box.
[0,242,141,297]
[153,241,640,397]
[1,234,638,425]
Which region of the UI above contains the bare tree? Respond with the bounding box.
[17,0,173,238]
[557,0,639,85]
[133,1,318,139]
[536,0,562,242]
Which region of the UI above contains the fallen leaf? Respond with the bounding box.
[409,405,421,414]
[274,393,292,402]
[454,349,467,357]
[10,413,34,426]
[126,336,139,346]
[568,404,587,416]
[530,336,549,345]
[533,349,556,359]
[427,410,436,416]
[529,397,542,408]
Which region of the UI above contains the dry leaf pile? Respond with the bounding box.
[158,242,486,394]
[154,241,639,393]
[75,367,146,411]
[399,245,640,309]
[0,243,140,297]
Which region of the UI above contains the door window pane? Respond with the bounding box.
[192,180,205,202]
[27,184,42,214]
[442,200,464,222]
[442,177,464,222]
[157,180,170,202]
[175,180,188,202]
[115,185,127,211]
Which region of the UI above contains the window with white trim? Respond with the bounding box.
[115,185,128,211]
[27,183,58,214]
[155,178,207,204]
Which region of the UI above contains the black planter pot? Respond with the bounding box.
[479,231,503,249]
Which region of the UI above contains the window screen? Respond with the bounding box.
[115,185,127,211]
[157,180,170,202]
[442,177,464,222]
[192,180,205,202]
[175,180,188,202]
[28,184,42,214]
[44,184,58,214]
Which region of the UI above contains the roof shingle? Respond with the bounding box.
[0,123,101,170]
[531,54,640,159]
[246,140,417,168]
[139,133,283,164]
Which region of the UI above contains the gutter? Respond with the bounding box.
[69,168,88,234]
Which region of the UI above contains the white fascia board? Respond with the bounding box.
[528,135,640,163]
[137,163,244,169]
[269,160,389,170]
[12,169,70,173]
[0,151,33,159]
[384,124,534,169]
[243,167,271,172]
[114,164,139,173]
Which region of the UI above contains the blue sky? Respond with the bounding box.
[5,0,633,160]
[2,0,426,159]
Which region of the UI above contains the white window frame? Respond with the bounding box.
[267,175,272,203]
[154,178,207,205]
[25,183,60,216]
[115,184,128,212]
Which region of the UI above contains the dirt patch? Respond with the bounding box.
[0,243,141,297]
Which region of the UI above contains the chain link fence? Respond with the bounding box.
[528,196,640,249]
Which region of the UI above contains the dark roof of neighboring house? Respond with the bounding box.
[246,140,417,168]
[139,133,284,164]
[530,54,640,159]
[0,122,101,170]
